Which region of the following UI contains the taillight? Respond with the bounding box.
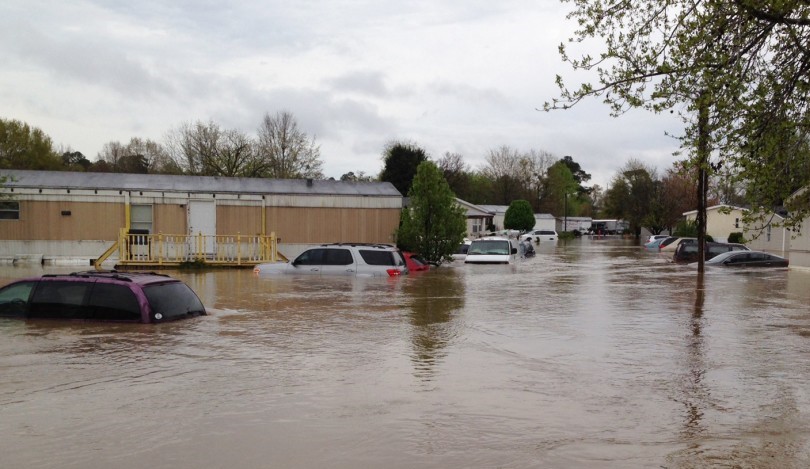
[386,269,402,277]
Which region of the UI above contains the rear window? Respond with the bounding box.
[358,249,398,266]
[143,282,205,321]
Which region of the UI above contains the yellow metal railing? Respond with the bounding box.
[108,229,279,267]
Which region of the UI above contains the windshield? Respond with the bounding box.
[468,240,511,255]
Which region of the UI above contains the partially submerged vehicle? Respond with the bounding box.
[702,250,789,268]
[451,239,472,261]
[672,240,749,264]
[464,236,518,264]
[253,243,408,277]
[0,271,206,323]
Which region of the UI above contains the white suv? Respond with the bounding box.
[253,243,408,277]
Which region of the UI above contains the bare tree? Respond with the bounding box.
[256,111,324,179]
[165,121,258,177]
[481,146,557,207]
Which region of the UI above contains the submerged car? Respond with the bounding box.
[451,239,472,261]
[520,230,559,243]
[403,251,430,272]
[0,271,206,323]
[464,236,518,264]
[672,240,749,263]
[643,238,667,250]
[659,237,696,253]
[703,251,789,268]
[253,243,408,277]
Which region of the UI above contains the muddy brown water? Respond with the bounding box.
[1,238,810,468]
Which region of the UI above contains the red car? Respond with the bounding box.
[403,252,430,271]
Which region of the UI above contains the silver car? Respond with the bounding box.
[253,243,408,277]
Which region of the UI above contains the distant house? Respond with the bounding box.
[534,213,556,231]
[477,205,509,231]
[0,170,403,265]
[683,205,747,243]
[455,199,493,237]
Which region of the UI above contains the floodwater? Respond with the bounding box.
[2,238,810,469]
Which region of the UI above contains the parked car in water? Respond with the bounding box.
[643,238,667,250]
[702,251,789,268]
[646,234,669,244]
[402,251,430,272]
[520,229,559,243]
[0,271,206,323]
[253,243,408,277]
[465,236,518,264]
[672,240,749,264]
[659,237,696,253]
[451,239,472,261]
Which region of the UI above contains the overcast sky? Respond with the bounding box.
[1,0,685,188]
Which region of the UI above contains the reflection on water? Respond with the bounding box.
[2,238,810,468]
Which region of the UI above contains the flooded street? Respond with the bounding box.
[2,238,810,468]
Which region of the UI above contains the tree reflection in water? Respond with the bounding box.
[404,270,464,382]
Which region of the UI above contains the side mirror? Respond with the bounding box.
[511,248,518,254]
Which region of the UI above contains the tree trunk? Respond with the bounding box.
[696,93,710,273]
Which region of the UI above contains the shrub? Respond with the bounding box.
[728,232,746,244]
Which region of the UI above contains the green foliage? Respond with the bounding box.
[0,118,62,170]
[728,232,746,244]
[396,161,466,265]
[380,141,429,196]
[674,220,713,242]
[603,160,657,237]
[504,200,535,231]
[543,161,578,216]
[558,231,575,240]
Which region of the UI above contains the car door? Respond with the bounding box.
[287,248,325,275]
[319,248,357,276]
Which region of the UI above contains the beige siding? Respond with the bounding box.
[265,207,400,244]
[217,205,263,236]
[154,204,187,235]
[0,200,123,241]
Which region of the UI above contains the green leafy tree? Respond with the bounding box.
[603,160,657,238]
[396,161,466,265]
[547,1,810,270]
[0,118,62,170]
[503,200,535,232]
[540,161,578,216]
[380,141,429,195]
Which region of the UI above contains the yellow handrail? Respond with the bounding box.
[110,230,278,267]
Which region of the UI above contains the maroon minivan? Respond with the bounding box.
[0,271,206,323]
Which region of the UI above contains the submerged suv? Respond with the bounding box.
[0,271,206,323]
[253,243,408,277]
[672,240,749,263]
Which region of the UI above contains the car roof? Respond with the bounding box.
[317,243,397,250]
[40,270,179,286]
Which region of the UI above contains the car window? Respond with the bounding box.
[30,281,91,319]
[88,283,142,321]
[0,281,36,317]
[295,248,326,266]
[324,248,354,266]
[538,231,555,235]
[144,282,205,321]
[358,249,397,266]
